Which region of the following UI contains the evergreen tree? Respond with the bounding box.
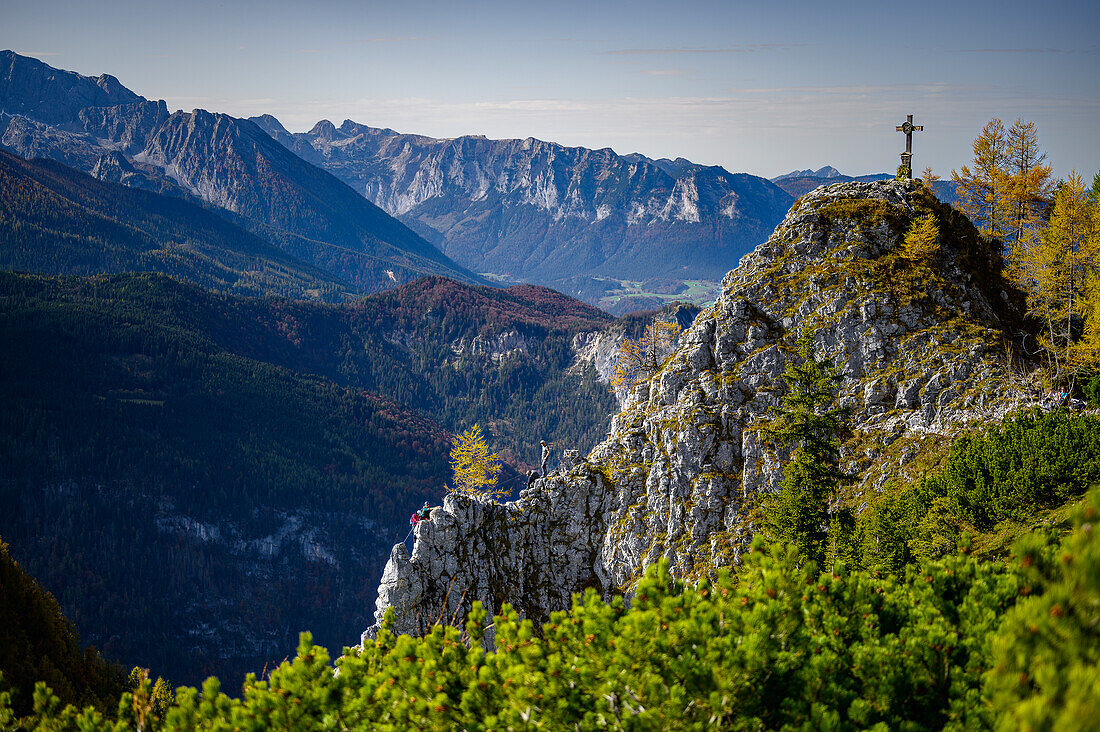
[759,331,854,565]
[985,490,1100,729]
[448,424,503,499]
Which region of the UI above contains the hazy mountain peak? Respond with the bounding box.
[310,119,339,140]
[772,165,844,181]
[0,50,144,125]
[252,113,291,136]
[339,119,362,134]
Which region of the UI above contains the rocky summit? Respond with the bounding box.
[363,178,1045,641]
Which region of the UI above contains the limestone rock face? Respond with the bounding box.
[363,179,1042,641]
[452,329,530,361]
[78,100,170,154]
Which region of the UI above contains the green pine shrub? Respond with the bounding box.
[856,408,1100,574]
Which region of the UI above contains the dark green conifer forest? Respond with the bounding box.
[0,539,128,719]
[0,271,617,686]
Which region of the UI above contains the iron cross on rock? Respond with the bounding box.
[895,114,924,180]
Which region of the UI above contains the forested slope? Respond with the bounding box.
[0,150,352,301]
[0,538,128,718]
[0,271,618,685]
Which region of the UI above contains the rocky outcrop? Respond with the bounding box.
[363,179,1041,641]
[452,329,531,361]
[78,99,170,154]
[251,116,794,287]
[88,149,189,197]
[570,330,624,390]
[0,114,107,171]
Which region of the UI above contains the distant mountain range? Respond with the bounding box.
[0,49,954,312]
[0,50,481,293]
[250,115,794,296]
[770,166,959,203]
[772,165,844,181]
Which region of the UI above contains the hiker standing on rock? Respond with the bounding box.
[410,501,431,529]
[540,440,550,475]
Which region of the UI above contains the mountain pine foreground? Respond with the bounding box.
[5,484,1099,729]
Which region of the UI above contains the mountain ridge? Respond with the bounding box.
[249,114,794,290]
[0,51,481,292]
[0,148,355,300]
[772,165,844,181]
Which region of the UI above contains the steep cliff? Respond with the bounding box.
[363,179,1043,639]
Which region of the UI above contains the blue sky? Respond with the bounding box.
[3,0,1097,179]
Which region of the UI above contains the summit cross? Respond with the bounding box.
[895,114,924,180]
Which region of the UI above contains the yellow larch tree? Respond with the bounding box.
[449,424,504,499]
[1011,172,1099,380]
[1070,274,1100,373]
[1004,119,1054,249]
[952,118,1010,238]
[902,213,940,266]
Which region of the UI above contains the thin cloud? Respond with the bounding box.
[957,47,1071,54]
[643,69,690,77]
[605,44,806,56]
[726,82,979,97]
[340,36,428,45]
[17,50,60,57]
[295,38,426,54]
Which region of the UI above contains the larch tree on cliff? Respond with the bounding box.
[953,117,1052,248]
[1004,119,1054,249]
[449,424,503,499]
[1012,172,1100,381]
[610,317,681,394]
[953,118,1010,239]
